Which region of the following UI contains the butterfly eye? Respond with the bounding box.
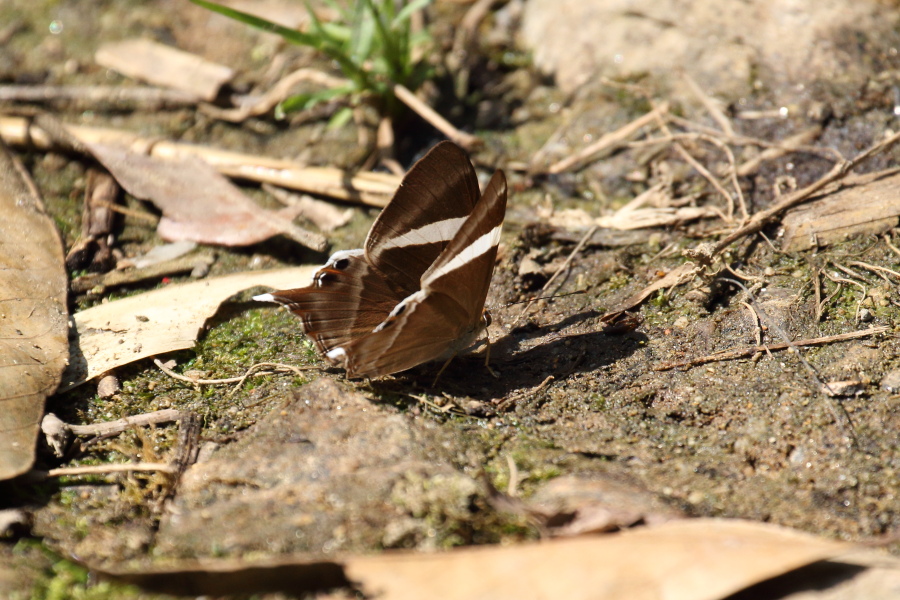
[314,271,335,286]
[334,258,350,270]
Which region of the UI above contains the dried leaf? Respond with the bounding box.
[61,266,314,391]
[0,142,68,480]
[97,519,850,599]
[95,39,234,102]
[346,519,848,600]
[85,142,327,250]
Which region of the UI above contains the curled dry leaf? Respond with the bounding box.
[61,266,314,391]
[0,141,68,480]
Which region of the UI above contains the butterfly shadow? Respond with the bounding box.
[393,309,647,400]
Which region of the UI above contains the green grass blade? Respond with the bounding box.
[189,0,321,48]
[393,0,432,27]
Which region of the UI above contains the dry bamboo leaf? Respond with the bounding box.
[781,170,900,252]
[95,39,234,102]
[85,142,327,251]
[60,266,314,391]
[0,141,68,480]
[96,519,850,599]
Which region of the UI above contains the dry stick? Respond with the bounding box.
[154,358,315,391]
[736,125,825,177]
[71,253,214,294]
[496,375,554,412]
[0,84,201,110]
[672,144,735,223]
[512,225,598,326]
[884,233,900,258]
[64,409,182,437]
[725,280,866,445]
[667,115,838,163]
[47,463,176,477]
[392,83,481,150]
[711,129,900,258]
[654,326,888,371]
[847,260,900,281]
[546,102,670,174]
[814,268,824,321]
[651,108,736,222]
[200,68,349,123]
[823,268,868,322]
[682,72,735,138]
[0,115,401,207]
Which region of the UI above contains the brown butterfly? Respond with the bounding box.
[255,141,508,378]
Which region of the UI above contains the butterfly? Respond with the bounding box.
[255,141,507,378]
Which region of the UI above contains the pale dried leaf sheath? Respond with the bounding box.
[0,139,68,480]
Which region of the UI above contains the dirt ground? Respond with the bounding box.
[3,0,900,598]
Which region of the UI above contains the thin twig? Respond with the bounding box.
[47,463,177,477]
[711,129,900,257]
[201,68,349,122]
[0,84,201,110]
[654,327,888,371]
[392,83,481,150]
[545,103,669,174]
[155,358,315,388]
[682,72,734,137]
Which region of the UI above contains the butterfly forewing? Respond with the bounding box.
[365,142,482,294]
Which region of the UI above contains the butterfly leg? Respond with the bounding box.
[432,354,456,387]
[481,328,500,380]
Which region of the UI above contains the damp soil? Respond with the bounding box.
[4,0,900,597]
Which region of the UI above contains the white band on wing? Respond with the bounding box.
[378,216,468,250]
[425,225,502,282]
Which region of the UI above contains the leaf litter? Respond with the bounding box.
[4,1,900,598]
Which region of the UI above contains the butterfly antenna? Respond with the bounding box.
[495,289,586,310]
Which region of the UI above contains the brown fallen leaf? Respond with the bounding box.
[781,169,900,252]
[0,139,68,480]
[61,266,314,391]
[84,142,327,251]
[95,39,234,102]
[96,518,851,599]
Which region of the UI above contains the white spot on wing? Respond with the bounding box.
[425,225,501,282]
[326,347,347,361]
[379,217,467,250]
[253,293,275,303]
[373,290,426,332]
